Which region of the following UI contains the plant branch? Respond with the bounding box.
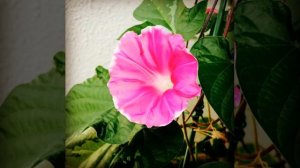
[185,93,204,122]
[205,97,212,122]
[198,0,219,39]
[235,144,276,160]
[223,0,237,37]
[186,40,189,48]
[182,113,195,162]
[251,114,259,152]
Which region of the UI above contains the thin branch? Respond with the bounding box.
[182,113,196,162]
[235,144,276,160]
[185,93,204,122]
[186,40,189,48]
[251,114,259,152]
[192,118,220,129]
[198,0,219,39]
[205,97,212,122]
[223,0,238,37]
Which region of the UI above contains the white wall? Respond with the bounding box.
[66,0,143,92]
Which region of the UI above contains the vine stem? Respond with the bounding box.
[223,0,238,37]
[198,0,219,39]
[235,144,275,160]
[185,93,204,122]
[182,113,196,162]
[205,97,212,122]
[213,0,228,36]
[251,114,259,152]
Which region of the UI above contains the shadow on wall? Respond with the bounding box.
[0,0,64,167]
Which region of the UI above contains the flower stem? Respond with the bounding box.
[213,0,228,36]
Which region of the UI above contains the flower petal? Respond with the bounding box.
[145,90,188,127]
[170,49,201,97]
[140,26,173,74]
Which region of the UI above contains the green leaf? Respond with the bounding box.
[235,0,300,167]
[118,21,153,39]
[110,121,184,168]
[198,161,231,168]
[0,53,65,167]
[66,138,120,168]
[66,139,106,168]
[133,0,207,40]
[191,36,234,131]
[66,66,141,144]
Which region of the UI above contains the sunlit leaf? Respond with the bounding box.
[66,66,141,144]
[133,0,207,40]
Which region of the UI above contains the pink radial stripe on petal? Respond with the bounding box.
[108,26,201,127]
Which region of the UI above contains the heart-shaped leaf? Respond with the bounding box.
[66,66,141,144]
[191,36,234,132]
[235,0,300,167]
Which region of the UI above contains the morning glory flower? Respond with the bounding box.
[108,26,201,127]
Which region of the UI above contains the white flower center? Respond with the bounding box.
[154,74,174,93]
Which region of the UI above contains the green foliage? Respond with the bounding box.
[110,121,184,168]
[133,0,207,40]
[191,36,234,132]
[0,52,65,167]
[235,0,300,167]
[66,139,106,168]
[66,138,120,168]
[66,66,141,144]
[118,21,153,39]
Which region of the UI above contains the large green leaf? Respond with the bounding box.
[133,0,207,40]
[191,36,234,132]
[0,52,65,167]
[235,0,300,167]
[110,121,184,168]
[66,66,141,144]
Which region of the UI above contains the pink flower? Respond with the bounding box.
[108,26,201,127]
